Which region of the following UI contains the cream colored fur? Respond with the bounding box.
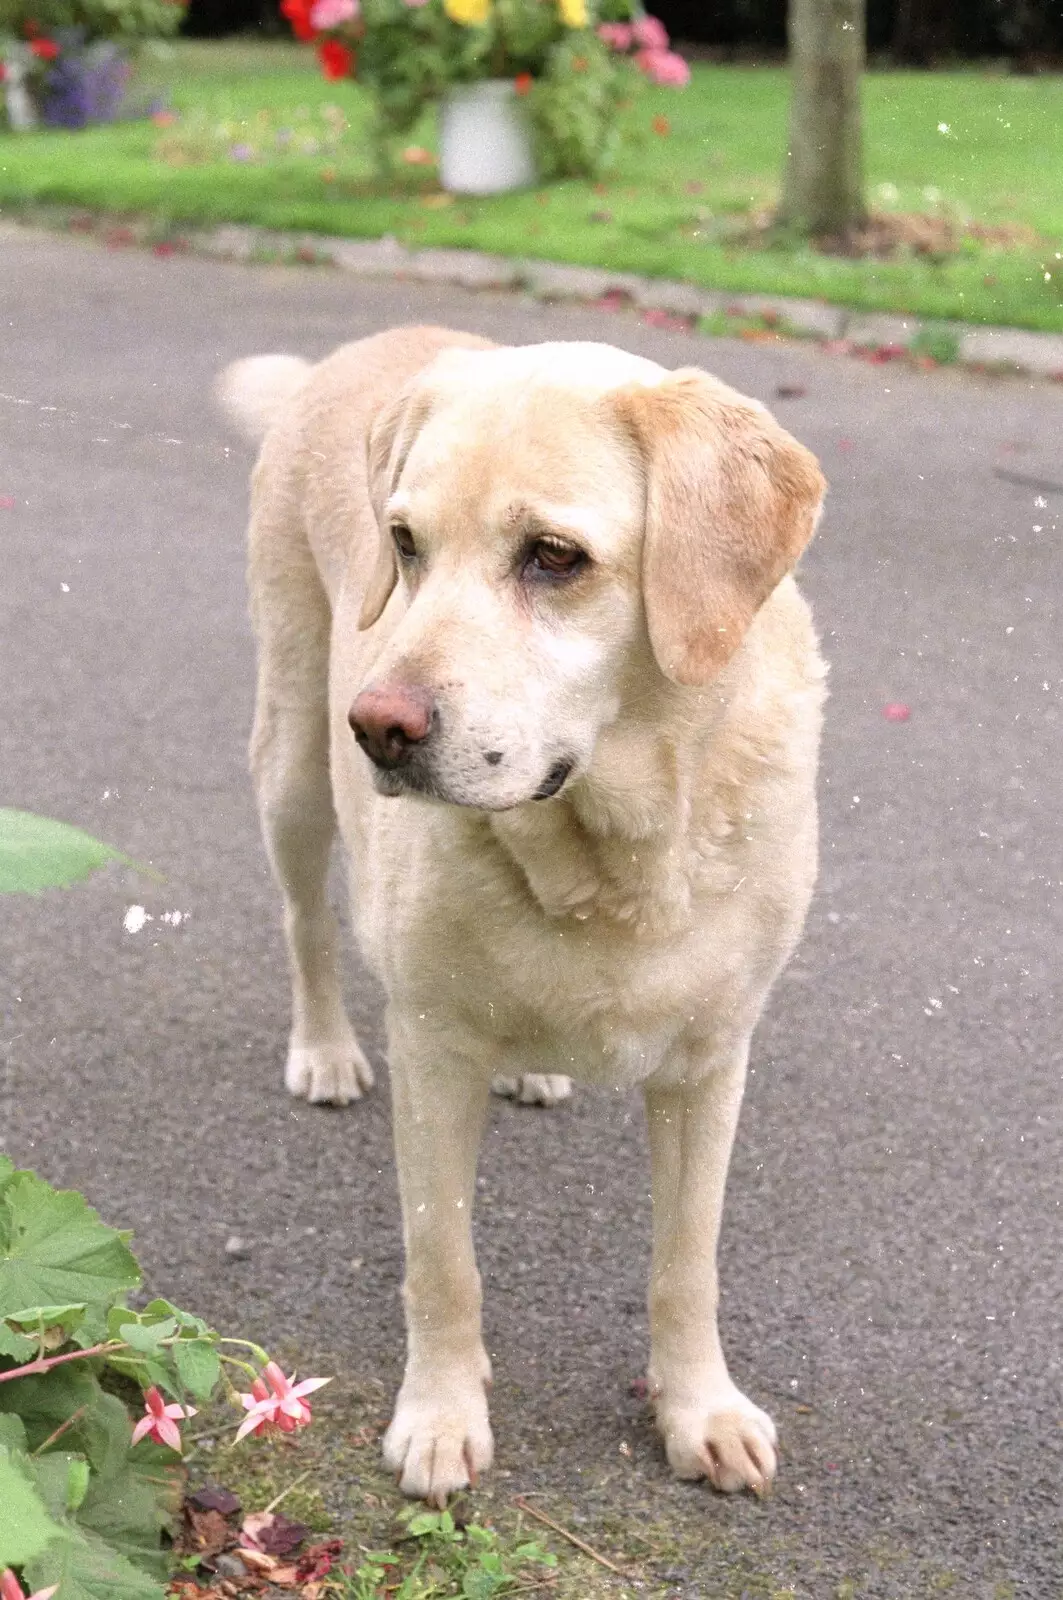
[217,326,827,1505]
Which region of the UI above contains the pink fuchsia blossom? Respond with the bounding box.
[632,13,669,49]
[309,0,357,25]
[131,1385,197,1451]
[636,47,690,85]
[235,1361,331,1442]
[1,1573,59,1600]
[597,21,632,50]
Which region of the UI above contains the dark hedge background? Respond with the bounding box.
[182,0,1063,65]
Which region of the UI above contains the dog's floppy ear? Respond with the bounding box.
[358,381,435,630]
[616,369,825,686]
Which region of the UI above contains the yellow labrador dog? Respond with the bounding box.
[218,326,826,1506]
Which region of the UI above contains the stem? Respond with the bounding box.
[217,1337,270,1365]
[0,1340,126,1383]
[217,1353,260,1380]
[32,1405,88,1455]
[263,1467,311,1515]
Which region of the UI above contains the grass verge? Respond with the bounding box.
[2,42,1063,331]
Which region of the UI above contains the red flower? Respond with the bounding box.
[514,71,533,96]
[317,38,354,78]
[280,0,318,41]
[29,37,60,60]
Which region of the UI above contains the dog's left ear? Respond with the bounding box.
[615,369,826,686]
[359,381,435,630]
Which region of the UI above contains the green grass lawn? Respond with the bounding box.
[3,39,1063,330]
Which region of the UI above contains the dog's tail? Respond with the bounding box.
[214,354,312,445]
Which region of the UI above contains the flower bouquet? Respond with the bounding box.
[0,0,185,130]
[281,0,689,183]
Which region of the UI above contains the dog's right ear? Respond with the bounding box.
[359,382,434,630]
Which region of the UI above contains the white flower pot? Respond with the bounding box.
[439,78,537,196]
[2,55,38,131]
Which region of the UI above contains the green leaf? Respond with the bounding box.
[0,1365,103,1455]
[0,808,130,894]
[31,1451,89,1518]
[0,1442,65,1567]
[114,1317,177,1355]
[0,1413,28,1452]
[0,1169,140,1323]
[171,1338,220,1404]
[72,1393,182,1576]
[25,1528,167,1600]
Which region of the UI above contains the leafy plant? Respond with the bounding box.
[278,0,689,178]
[337,1508,557,1598]
[0,1159,330,1599]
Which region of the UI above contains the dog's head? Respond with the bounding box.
[349,342,824,811]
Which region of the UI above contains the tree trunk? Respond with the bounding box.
[778,0,866,238]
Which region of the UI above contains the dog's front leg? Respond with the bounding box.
[383,1012,494,1506]
[643,1039,777,1496]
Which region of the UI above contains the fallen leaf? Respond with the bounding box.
[402,145,434,165]
[0,496,15,509]
[652,114,671,136]
[838,438,855,451]
[295,1539,344,1582]
[241,1510,310,1556]
[882,703,911,722]
[421,192,454,208]
[188,1485,242,1516]
[774,383,807,399]
[628,1376,649,1400]
[182,1506,233,1557]
[237,1545,277,1573]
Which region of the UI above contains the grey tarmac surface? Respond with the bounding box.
[1,225,1060,1598]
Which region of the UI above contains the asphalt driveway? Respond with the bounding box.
[1,224,1060,1598]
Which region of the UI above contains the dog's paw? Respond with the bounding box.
[491,1073,573,1107]
[285,1038,374,1105]
[383,1386,494,1507]
[656,1389,777,1496]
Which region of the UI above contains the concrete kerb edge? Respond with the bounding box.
[239,228,1063,379]
[6,211,1063,380]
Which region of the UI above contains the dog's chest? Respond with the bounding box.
[357,813,779,1089]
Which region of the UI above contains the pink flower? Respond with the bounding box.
[131,1385,196,1452]
[309,0,357,25]
[632,13,669,49]
[597,21,632,50]
[1,1573,58,1600]
[636,48,690,86]
[235,1361,330,1442]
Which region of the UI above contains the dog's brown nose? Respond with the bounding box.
[348,684,435,769]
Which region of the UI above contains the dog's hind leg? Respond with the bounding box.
[248,489,373,1106]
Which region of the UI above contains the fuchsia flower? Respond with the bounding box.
[131,1385,197,1451]
[235,1361,331,1442]
[1,1571,58,1600]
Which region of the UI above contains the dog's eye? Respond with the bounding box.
[526,540,587,580]
[391,524,417,564]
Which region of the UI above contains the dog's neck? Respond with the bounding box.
[489,682,729,934]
